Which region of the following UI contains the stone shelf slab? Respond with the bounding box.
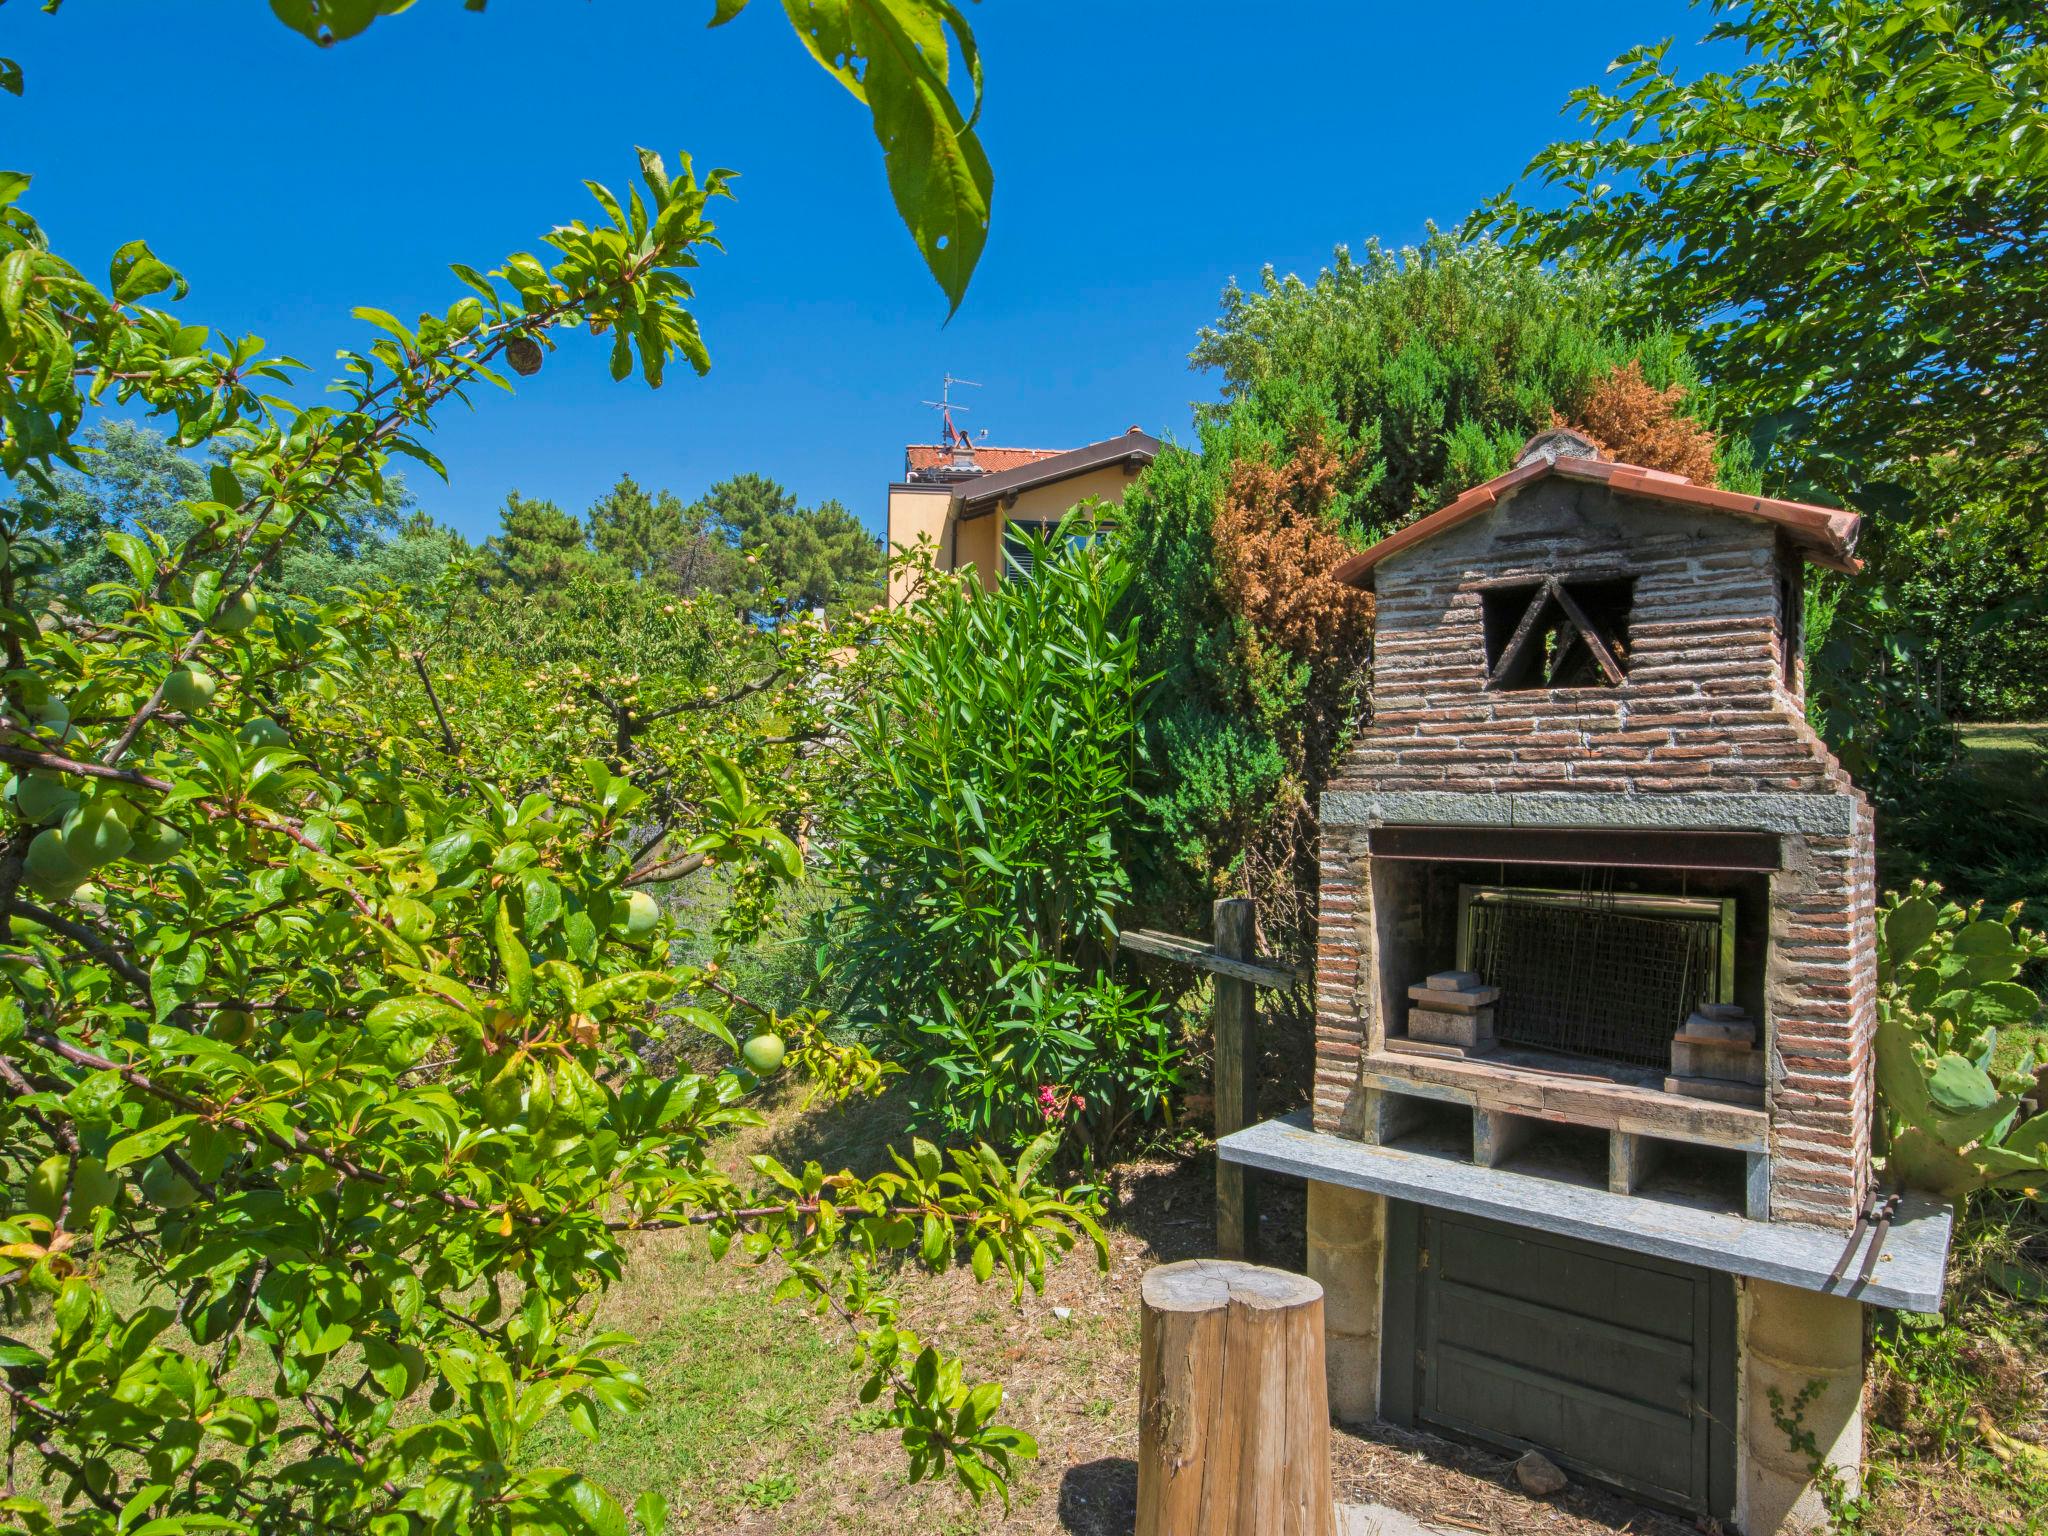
[1321,788,1855,836]
[1219,1112,1950,1313]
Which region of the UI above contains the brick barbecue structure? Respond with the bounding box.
[1218,430,1952,1535]
[1313,427,1875,1230]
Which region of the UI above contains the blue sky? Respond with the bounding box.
[6,1,1718,542]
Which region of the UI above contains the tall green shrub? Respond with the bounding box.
[1116,381,1374,937]
[1191,232,1743,538]
[1128,239,1748,948]
[829,533,1177,1154]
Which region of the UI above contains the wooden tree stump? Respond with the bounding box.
[1136,1259,1336,1536]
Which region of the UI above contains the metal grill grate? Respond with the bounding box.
[1460,886,1731,1069]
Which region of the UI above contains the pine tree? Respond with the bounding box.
[486,490,597,592]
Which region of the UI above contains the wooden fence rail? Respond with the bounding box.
[1121,898,1305,1260]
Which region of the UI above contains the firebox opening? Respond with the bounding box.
[1371,856,1770,1082]
[1460,886,1733,1069]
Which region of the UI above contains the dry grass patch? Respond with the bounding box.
[549,1083,1707,1535]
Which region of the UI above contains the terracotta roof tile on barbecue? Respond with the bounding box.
[1331,441,1863,588]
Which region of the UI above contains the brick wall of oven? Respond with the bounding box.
[1313,479,1875,1228]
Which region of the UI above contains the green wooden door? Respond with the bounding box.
[1382,1203,1736,1520]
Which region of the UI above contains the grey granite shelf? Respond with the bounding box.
[1219,1112,1951,1312]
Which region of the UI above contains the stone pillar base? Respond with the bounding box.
[1739,1278,1865,1535]
[1306,1181,1386,1424]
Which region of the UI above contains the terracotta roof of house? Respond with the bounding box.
[954,428,1161,517]
[1330,449,1863,589]
[903,443,1069,476]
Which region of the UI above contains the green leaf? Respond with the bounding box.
[104,1115,198,1172]
[103,531,157,587]
[520,872,564,937]
[268,1,412,46]
[1984,1259,2048,1304]
[1014,1129,1058,1189]
[673,1004,736,1053]
[565,909,599,963]
[110,240,185,303]
[514,1469,628,1536]
[424,830,475,873]
[365,994,472,1038]
[387,894,437,944]
[634,1489,669,1535]
[1952,920,2020,957]
[758,829,803,882]
[778,0,991,316]
[496,899,534,1015]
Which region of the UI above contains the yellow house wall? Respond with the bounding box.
[890,460,1148,601]
[954,513,1003,591]
[997,463,1139,528]
[886,484,952,606]
[959,463,1144,591]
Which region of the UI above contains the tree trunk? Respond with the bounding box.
[1136,1259,1336,1536]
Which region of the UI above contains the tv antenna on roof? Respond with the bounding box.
[922,374,983,451]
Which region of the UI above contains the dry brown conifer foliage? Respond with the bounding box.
[1212,429,1374,673]
[1210,429,1374,948]
[1558,359,1722,484]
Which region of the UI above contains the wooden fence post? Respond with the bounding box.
[1136,1259,1335,1536]
[1213,897,1257,1261]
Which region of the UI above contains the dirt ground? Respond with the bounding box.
[604,1083,1705,1536]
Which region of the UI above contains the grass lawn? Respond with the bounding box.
[1884,721,2048,930]
[10,1072,2044,1533]
[1864,1198,2048,1535]
[543,1076,2048,1536]
[532,1083,1705,1536]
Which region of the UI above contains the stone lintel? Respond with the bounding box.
[1319,789,1854,837]
[1219,1113,1949,1313]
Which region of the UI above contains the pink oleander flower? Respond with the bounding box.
[1038,1084,1085,1124]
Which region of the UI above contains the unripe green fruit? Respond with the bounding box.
[622,890,661,938]
[26,1155,65,1219]
[741,1033,786,1075]
[215,590,259,634]
[13,772,80,825]
[128,821,187,865]
[27,1154,118,1224]
[22,871,83,902]
[163,666,218,713]
[32,695,70,738]
[25,827,86,883]
[209,1007,257,1047]
[140,1158,198,1210]
[237,717,289,750]
[62,803,133,867]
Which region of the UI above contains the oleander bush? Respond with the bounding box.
[826,532,1179,1158]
